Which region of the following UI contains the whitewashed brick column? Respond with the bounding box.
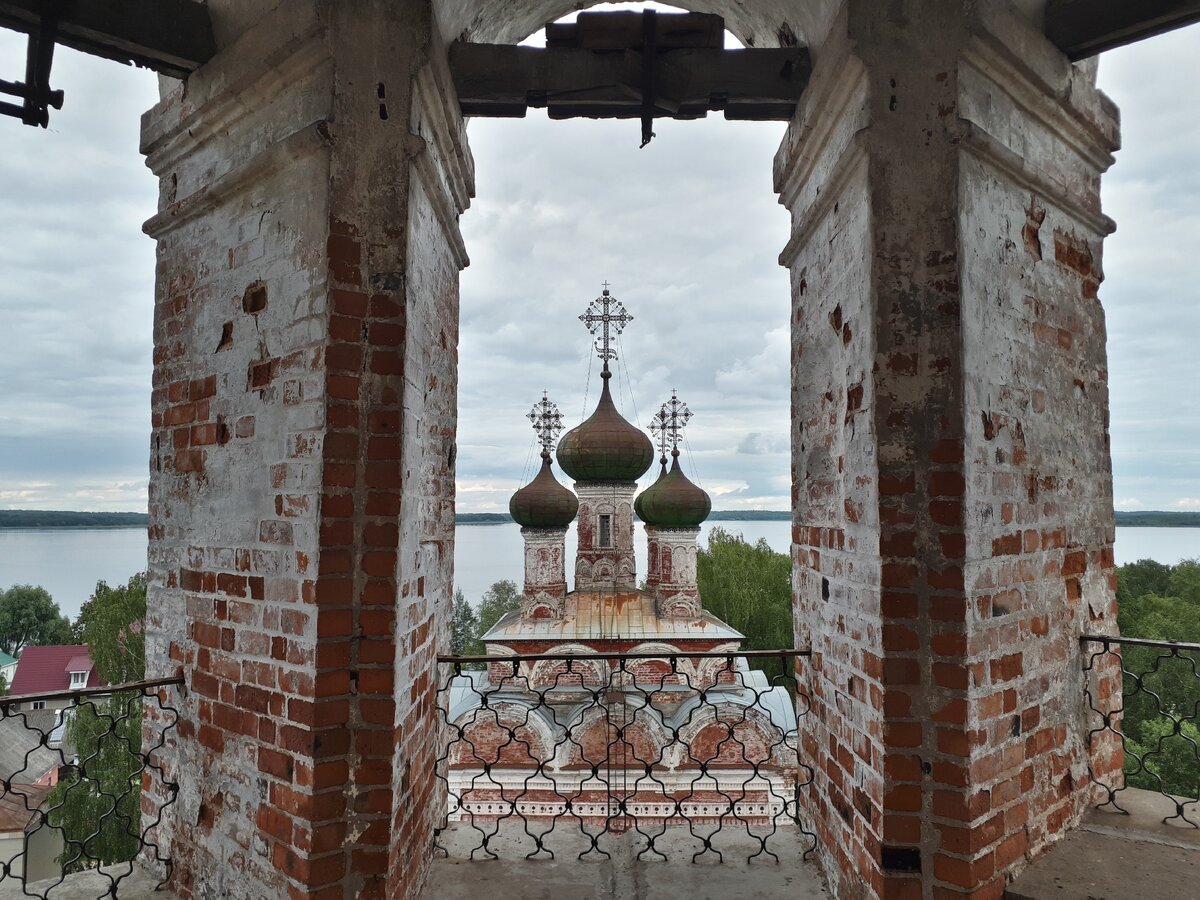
[775,4,1119,897]
[141,2,471,897]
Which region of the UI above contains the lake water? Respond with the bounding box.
[1,524,1196,618]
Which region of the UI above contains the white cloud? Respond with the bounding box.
[1113,498,1144,510]
[1171,498,1200,510]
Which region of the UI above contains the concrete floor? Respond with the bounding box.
[424,822,830,900]
[1006,789,1199,900]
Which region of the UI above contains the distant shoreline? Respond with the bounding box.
[0,510,149,529]
[5,509,1199,529]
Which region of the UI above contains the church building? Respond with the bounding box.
[445,287,798,829]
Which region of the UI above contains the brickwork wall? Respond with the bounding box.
[142,3,470,898]
[776,5,1120,898]
[141,10,335,895]
[951,31,1122,894]
[776,30,883,896]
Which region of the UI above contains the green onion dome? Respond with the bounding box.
[635,450,711,528]
[509,452,579,528]
[634,457,668,521]
[556,368,654,483]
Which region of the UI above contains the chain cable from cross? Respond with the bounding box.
[648,390,692,457]
[579,283,633,365]
[527,391,565,455]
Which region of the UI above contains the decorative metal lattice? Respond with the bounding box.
[1081,634,1200,827]
[434,649,815,864]
[579,283,633,363]
[648,391,692,457]
[0,677,183,896]
[527,391,565,454]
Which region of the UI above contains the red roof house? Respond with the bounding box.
[9,646,104,696]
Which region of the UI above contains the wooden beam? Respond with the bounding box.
[0,0,215,78]
[546,10,724,50]
[449,42,809,122]
[1046,0,1200,60]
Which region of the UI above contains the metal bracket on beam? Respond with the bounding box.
[0,0,65,127]
[640,9,656,148]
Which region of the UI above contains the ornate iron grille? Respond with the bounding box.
[1082,634,1200,826]
[434,649,815,864]
[0,676,183,896]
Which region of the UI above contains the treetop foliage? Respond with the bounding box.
[1114,558,1200,799]
[75,572,147,685]
[697,527,793,683]
[0,584,73,655]
[451,580,521,660]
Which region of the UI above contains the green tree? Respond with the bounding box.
[1115,559,1173,608]
[1125,717,1200,799]
[478,580,521,635]
[74,573,147,684]
[48,573,149,871]
[696,528,794,684]
[48,694,144,871]
[0,584,72,655]
[1114,559,1200,799]
[451,588,479,657]
[455,580,522,660]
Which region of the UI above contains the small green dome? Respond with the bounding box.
[635,451,711,528]
[634,459,667,521]
[556,371,653,483]
[510,454,578,528]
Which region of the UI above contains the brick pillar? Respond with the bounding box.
[777,3,1120,897]
[141,2,470,897]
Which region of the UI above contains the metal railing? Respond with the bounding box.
[1082,635,1200,826]
[434,649,815,864]
[0,676,183,896]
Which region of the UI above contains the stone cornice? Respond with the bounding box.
[958,122,1115,237]
[141,12,329,175]
[143,120,332,239]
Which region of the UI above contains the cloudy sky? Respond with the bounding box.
[0,6,1196,514]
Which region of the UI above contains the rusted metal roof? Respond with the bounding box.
[482,591,743,643]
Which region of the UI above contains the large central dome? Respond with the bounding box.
[557,369,654,483]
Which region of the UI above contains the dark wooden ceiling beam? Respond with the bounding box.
[0,0,215,78]
[1046,0,1200,60]
[449,42,810,122]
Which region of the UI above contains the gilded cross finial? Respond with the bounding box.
[527,391,565,455]
[579,283,632,363]
[649,390,692,456]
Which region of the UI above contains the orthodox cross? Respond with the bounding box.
[527,391,565,454]
[649,390,692,454]
[579,284,632,363]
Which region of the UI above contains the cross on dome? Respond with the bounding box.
[649,390,692,455]
[527,391,565,454]
[579,283,632,363]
